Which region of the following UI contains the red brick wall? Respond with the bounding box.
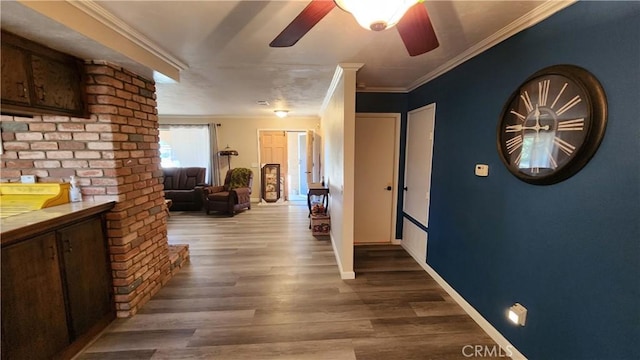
[0,61,170,317]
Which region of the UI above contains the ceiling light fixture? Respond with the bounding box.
[335,0,419,31]
[274,110,289,118]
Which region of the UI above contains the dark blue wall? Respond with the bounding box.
[358,2,639,359]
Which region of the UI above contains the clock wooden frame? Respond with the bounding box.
[496,64,607,185]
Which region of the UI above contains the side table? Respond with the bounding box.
[307,188,329,217]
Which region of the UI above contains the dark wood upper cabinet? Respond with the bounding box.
[1,44,32,105]
[1,31,88,118]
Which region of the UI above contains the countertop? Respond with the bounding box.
[1,200,115,246]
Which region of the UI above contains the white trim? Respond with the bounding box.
[357,87,407,94]
[331,233,356,280]
[401,242,527,360]
[66,0,188,72]
[320,63,364,115]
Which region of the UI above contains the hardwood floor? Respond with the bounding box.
[77,202,503,359]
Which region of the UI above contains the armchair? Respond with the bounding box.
[204,168,253,216]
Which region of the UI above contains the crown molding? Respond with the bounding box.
[404,0,577,92]
[65,0,188,75]
[356,87,408,93]
[320,63,364,114]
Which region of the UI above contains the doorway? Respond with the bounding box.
[287,132,308,201]
[258,130,312,203]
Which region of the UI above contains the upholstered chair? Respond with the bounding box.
[203,168,253,216]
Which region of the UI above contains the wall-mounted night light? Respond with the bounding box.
[508,303,527,326]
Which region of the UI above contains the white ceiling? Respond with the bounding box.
[0,1,573,117]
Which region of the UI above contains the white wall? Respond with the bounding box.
[320,64,361,279]
[159,116,320,200]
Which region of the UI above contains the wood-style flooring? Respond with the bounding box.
[77,202,503,359]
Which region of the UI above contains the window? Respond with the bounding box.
[159,125,212,180]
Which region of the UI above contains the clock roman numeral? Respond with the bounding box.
[550,82,568,109]
[506,135,523,154]
[557,118,585,131]
[510,110,526,121]
[505,124,523,133]
[556,95,582,115]
[520,91,534,113]
[538,79,550,106]
[554,136,576,156]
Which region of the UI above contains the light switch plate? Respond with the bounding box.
[475,164,489,177]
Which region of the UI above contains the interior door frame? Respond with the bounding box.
[355,113,401,243]
[257,128,316,201]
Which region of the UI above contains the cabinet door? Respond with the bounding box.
[30,54,84,113]
[58,217,113,338]
[58,218,113,338]
[1,44,31,105]
[1,233,69,360]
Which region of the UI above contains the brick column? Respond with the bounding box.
[0,61,171,317]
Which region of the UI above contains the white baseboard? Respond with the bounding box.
[331,233,356,279]
[401,243,527,360]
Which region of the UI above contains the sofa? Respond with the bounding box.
[203,168,253,216]
[162,167,207,211]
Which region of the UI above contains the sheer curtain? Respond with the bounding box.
[209,124,221,186]
[159,125,219,184]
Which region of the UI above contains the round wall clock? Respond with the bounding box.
[497,64,607,185]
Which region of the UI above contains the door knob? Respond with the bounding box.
[403,186,408,191]
[385,186,392,191]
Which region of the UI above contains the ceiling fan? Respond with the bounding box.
[269,0,439,56]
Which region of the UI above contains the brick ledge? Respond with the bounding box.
[168,244,189,275]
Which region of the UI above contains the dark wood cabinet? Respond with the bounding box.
[1,233,70,360]
[1,31,87,117]
[1,215,114,360]
[1,44,32,105]
[58,218,113,340]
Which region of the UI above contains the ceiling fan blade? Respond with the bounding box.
[396,3,439,57]
[270,0,336,47]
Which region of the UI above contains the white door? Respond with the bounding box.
[354,114,400,244]
[402,104,436,259]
